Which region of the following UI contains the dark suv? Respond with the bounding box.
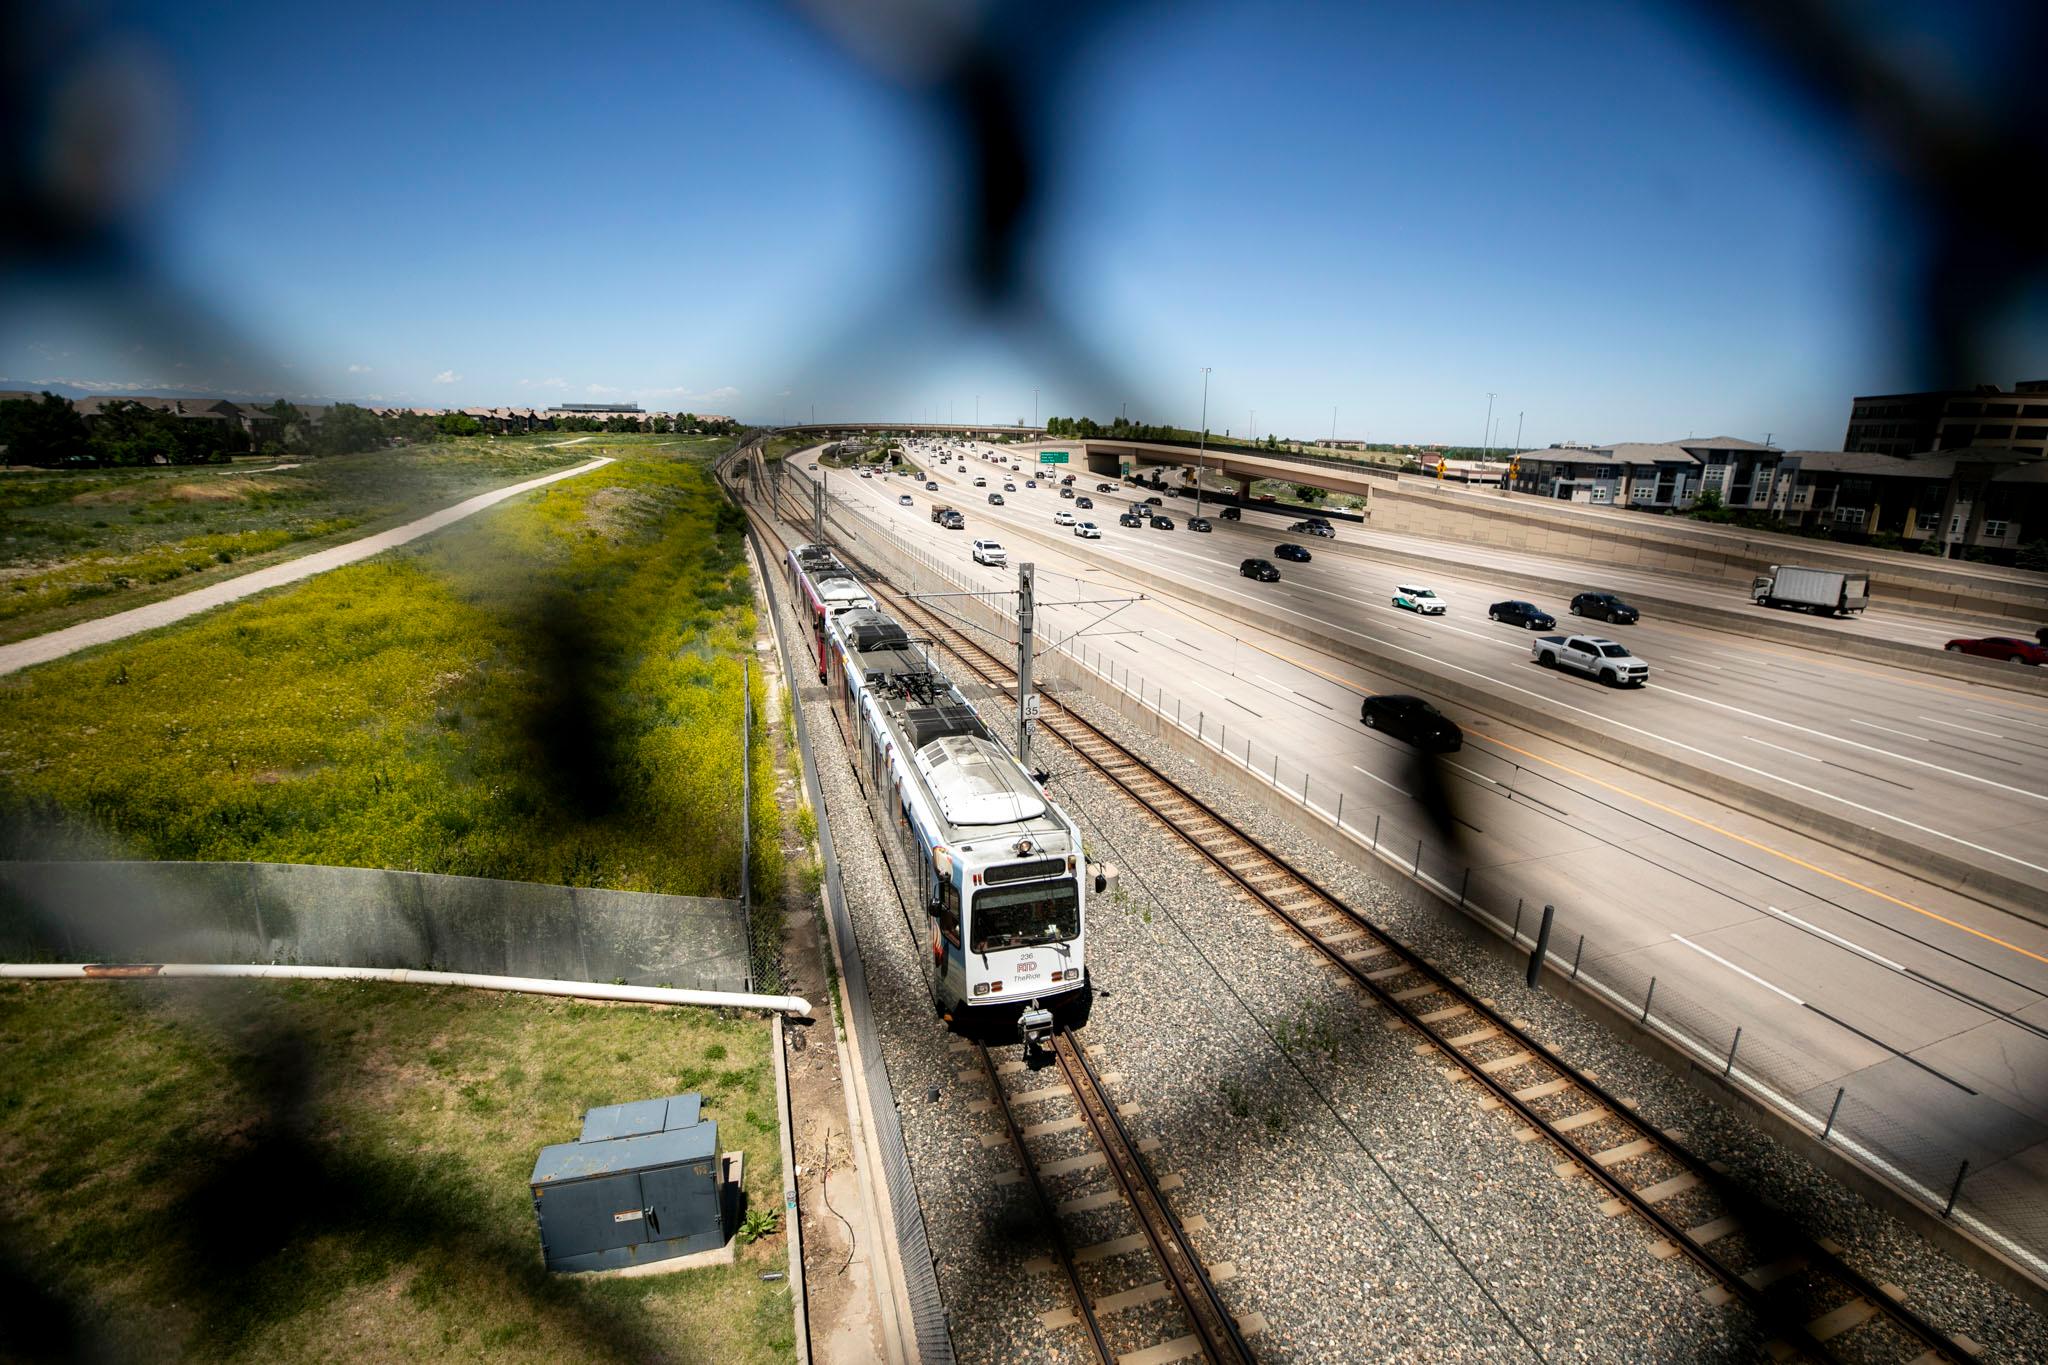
[1188,517,1213,532]
[1240,558,1280,582]
[1118,511,1145,527]
[1488,600,1555,630]
[1360,694,1462,753]
[1571,592,1639,624]
[1219,506,1241,521]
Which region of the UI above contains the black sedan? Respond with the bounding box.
[1274,543,1311,562]
[1149,515,1175,530]
[1359,694,1463,753]
[1188,517,1213,532]
[1144,495,1164,506]
[1240,558,1281,582]
[1571,592,1639,624]
[1075,496,1094,509]
[1488,600,1556,630]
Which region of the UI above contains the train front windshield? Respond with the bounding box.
[969,880,1080,953]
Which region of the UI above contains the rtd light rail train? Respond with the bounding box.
[822,599,1091,1045]
[788,542,876,679]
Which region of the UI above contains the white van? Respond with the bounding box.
[973,476,987,487]
[972,539,1008,567]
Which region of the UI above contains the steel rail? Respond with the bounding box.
[1052,1027,1255,1365]
[974,1041,1116,1365]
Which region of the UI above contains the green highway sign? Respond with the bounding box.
[1037,450,1070,464]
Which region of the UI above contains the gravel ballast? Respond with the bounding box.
[779,563,1786,1361]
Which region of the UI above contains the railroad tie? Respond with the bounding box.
[1590,1136,1656,1168]
[1058,1173,1183,1216]
[1805,1299,1877,1344]
[1119,1315,1268,1365]
[1686,1215,1741,1245]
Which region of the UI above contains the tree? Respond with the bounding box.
[260,399,312,455]
[2016,539,2048,572]
[314,402,386,457]
[0,392,90,466]
[1292,483,1324,503]
[435,412,482,437]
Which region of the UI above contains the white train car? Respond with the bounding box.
[825,606,1089,1042]
[787,543,874,677]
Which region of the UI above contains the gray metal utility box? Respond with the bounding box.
[530,1093,730,1273]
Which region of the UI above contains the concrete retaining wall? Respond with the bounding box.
[0,861,750,992]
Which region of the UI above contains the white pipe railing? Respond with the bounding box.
[0,962,813,1017]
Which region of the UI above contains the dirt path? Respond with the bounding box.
[0,457,610,678]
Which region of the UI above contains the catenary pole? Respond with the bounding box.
[1016,562,1036,765]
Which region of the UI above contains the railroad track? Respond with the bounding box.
[731,469,1260,1364]
[817,530,1977,1365]
[975,1029,1257,1365]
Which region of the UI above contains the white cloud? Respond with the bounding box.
[646,384,740,403]
[347,363,372,374]
[585,383,621,395]
[433,370,461,384]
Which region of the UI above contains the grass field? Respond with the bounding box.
[0,437,590,644]
[0,979,792,1364]
[0,434,782,909]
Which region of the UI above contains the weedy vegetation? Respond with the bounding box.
[0,979,792,1364]
[0,436,781,900]
[0,437,585,643]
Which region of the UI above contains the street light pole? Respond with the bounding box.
[1513,411,1523,458]
[1196,367,1212,518]
[1033,389,1039,427]
[1482,392,1496,466]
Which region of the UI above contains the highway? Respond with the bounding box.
[793,441,2048,1259]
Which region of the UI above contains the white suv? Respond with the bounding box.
[1073,521,1101,539]
[1392,584,1446,615]
[972,539,1008,567]
[1053,509,1076,526]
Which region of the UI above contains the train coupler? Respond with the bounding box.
[1019,1003,1055,1053]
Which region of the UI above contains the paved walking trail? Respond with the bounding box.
[0,457,612,678]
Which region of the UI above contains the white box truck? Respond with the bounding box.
[1750,565,1870,617]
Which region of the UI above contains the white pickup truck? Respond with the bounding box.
[1532,634,1650,687]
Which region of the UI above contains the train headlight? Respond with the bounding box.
[972,983,989,996]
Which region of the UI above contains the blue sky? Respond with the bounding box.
[4,0,2039,448]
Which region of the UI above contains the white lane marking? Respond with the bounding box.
[1352,763,1410,797]
[1850,718,1927,741]
[1918,715,2002,739]
[1657,683,2048,805]
[1248,672,1293,692]
[1748,737,1822,764]
[1978,710,2048,731]
[1670,934,1806,1006]
[1763,906,1907,973]
[846,490,2048,877]
[1443,759,1502,787]
[1658,652,1725,671]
